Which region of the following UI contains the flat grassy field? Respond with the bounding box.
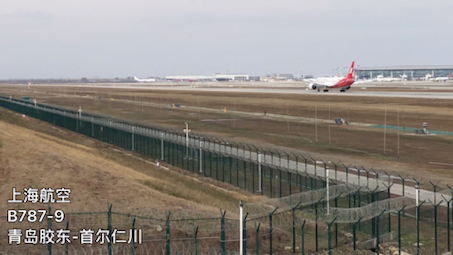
[0,107,338,254]
[0,87,449,254]
[1,85,453,186]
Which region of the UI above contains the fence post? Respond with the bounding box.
[270,166,274,198]
[241,159,244,188]
[375,210,386,255]
[200,139,203,173]
[131,217,136,255]
[301,155,308,173]
[194,225,199,255]
[353,217,363,254]
[442,195,453,253]
[286,151,290,169]
[222,155,225,182]
[220,209,226,255]
[65,221,69,255]
[416,200,426,255]
[429,180,441,205]
[334,192,344,247]
[258,151,263,194]
[371,169,380,186]
[292,202,302,255]
[342,164,350,183]
[363,167,370,188]
[107,203,112,255]
[383,182,394,233]
[326,217,337,255]
[269,207,278,255]
[398,174,408,216]
[311,158,318,185]
[132,125,135,151]
[161,131,164,160]
[430,200,442,255]
[243,212,248,255]
[395,205,406,255]
[333,162,339,181]
[279,167,282,197]
[240,201,243,254]
[300,219,306,255]
[166,212,171,255]
[355,166,361,187]
[315,197,324,252]
[255,222,260,255]
[47,205,52,255]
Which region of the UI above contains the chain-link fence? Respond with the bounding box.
[1,96,453,255]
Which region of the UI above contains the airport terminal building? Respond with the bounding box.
[355,65,453,80]
[165,73,249,82]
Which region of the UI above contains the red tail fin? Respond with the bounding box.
[347,61,355,79]
[448,73,452,78]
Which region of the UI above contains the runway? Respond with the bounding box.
[16,83,453,99]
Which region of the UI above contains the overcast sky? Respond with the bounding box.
[1,0,452,79]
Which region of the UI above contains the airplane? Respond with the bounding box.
[307,61,355,92]
[433,73,452,82]
[372,75,402,82]
[133,76,157,83]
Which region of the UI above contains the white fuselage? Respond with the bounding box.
[306,77,343,86]
[134,77,156,83]
[434,77,450,82]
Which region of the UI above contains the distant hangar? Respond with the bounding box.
[355,65,453,80]
[165,73,250,82]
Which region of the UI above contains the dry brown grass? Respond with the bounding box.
[0,110,259,215]
[1,85,453,185]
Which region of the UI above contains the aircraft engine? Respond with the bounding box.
[308,83,317,90]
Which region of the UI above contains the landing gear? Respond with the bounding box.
[340,89,346,92]
[323,89,329,92]
[317,89,320,92]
